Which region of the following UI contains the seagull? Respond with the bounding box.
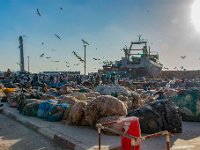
[180,66,184,69]
[93,58,100,61]
[66,65,69,67]
[54,60,59,62]
[173,67,177,69]
[164,67,169,70]
[40,53,44,57]
[46,57,51,59]
[41,42,44,45]
[181,56,186,59]
[81,39,89,45]
[54,34,61,40]
[37,9,41,16]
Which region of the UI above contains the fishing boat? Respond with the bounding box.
[100,36,163,78]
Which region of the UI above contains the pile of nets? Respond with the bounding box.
[171,89,200,121]
[127,99,182,133]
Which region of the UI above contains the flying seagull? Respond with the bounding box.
[46,57,51,59]
[37,9,41,16]
[93,58,100,61]
[181,56,186,59]
[40,53,44,57]
[54,34,61,40]
[81,39,89,45]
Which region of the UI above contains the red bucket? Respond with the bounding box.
[120,117,141,150]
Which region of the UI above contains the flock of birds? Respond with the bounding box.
[34,8,103,70]
[163,55,187,71]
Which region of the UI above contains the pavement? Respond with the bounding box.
[1,103,200,150]
[0,114,64,150]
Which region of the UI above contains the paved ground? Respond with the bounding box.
[0,114,64,150]
[141,121,200,150]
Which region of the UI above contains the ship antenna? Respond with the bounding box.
[137,34,142,42]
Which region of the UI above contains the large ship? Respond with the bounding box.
[99,36,163,78]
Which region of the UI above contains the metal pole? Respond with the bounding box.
[84,45,86,75]
[27,56,30,73]
[166,131,170,150]
[98,127,101,150]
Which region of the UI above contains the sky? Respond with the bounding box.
[0,0,200,74]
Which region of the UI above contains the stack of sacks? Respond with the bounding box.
[37,100,69,121]
[85,95,127,126]
[21,99,42,116]
[67,101,87,125]
[18,98,39,114]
